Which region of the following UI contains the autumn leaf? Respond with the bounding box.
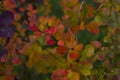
[81,44,95,60]
[65,30,77,49]
[68,70,80,80]
[46,27,57,35]
[67,50,80,64]
[79,63,93,76]
[87,5,94,18]
[37,36,46,45]
[11,54,21,65]
[73,43,84,51]
[47,17,58,26]
[71,26,80,34]
[57,46,68,55]
[51,68,68,80]
[3,0,16,10]
[46,39,56,46]
[35,31,41,37]
[87,21,102,34]
[57,39,65,46]
[79,21,85,30]
[25,42,42,68]
[69,50,80,60]
[84,44,95,57]
[91,40,102,48]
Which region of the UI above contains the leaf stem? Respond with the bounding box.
[47,50,64,63]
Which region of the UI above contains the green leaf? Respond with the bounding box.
[93,60,103,69]
[94,25,108,42]
[79,64,93,76]
[84,0,99,8]
[95,15,101,22]
[49,0,64,18]
[37,36,46,46]
[83,44,95,57]
[25,30,33,37]
[76,30,94,45]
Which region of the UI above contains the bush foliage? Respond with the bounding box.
[0,0,120,80]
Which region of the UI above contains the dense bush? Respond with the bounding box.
[0,0,120,80]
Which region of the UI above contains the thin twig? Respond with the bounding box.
[78,1,85,24]
[78,1,85,18]
[84,3,104,25]
[38,29,48,35]
[38,29,56,41]
[95,3,104,12]
[47,50,64,63]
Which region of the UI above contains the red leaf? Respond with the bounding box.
[46,39,56,46]
[11,54,21,65]
[51,69,68,80]
[47,27,57,35]
[92,40,102,48]
[0,54,8,63]
[35,31,41,37]
[29,25,38,32]
[91,27,99,34]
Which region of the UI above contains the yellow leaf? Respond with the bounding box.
[0,76,5,80]
[80,67,91,76]
[38,24,45,31]
[65,30,75,49]
[79,64,93,76]
[48,17,58,26]
[68,70,80,80]
[25,42,42,68]
[95,15,101,22]
[83,44,95,57]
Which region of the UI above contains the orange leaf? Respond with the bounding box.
[57,39,65,46]
[66,30,73,42]
[87,21,101,34]
[71,26,80,34]
[65,30,76,49]
[87,5,94,18]
[69,51,79,60]
[74,43,84,51]
[57,46,68,55]
[3,0,16,10]
[79,21,85,30]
